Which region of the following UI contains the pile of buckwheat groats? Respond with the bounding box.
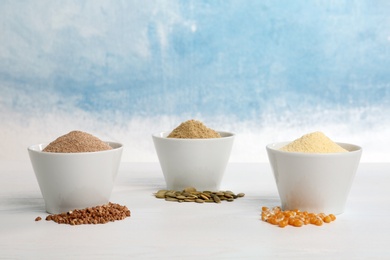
[35,202,130,225]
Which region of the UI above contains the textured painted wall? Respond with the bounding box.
[1,0,389,162]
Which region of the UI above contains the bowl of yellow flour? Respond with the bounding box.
[266,132,362,215]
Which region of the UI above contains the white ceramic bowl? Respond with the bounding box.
[266,142,362,214]
[152,131,235,191]
[28,142,123,214]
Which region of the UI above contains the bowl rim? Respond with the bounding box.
[27,141,123,155]
[266,141,362,155]
[152,131,235,140]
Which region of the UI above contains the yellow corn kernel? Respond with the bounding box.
[323,215,332,223]
[291,219,303,227]
[279,220,288,228]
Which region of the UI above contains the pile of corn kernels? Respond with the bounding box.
[261,206,336,228]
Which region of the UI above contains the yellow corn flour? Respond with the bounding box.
[280,131,348,153]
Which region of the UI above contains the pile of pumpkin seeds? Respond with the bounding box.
[154,186,245,203]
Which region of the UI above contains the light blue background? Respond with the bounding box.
[1,0,389,162]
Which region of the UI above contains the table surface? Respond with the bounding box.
[1,161,390,259]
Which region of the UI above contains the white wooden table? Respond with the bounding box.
[1,161,389,259]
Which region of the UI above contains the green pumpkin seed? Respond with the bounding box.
[165,192,176,198]
[155,194,166,199]
[212,194,221,203]
[200,194,209,200]
[165,197,178,202]
[224,193,233,199]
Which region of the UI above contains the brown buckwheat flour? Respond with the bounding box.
[280,131,348,153]
[43,130,112,153]
[167,119,221,139]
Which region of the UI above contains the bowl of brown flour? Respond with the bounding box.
[152,119,235,191]
[266,131,362,215]
[28,131,123,214]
